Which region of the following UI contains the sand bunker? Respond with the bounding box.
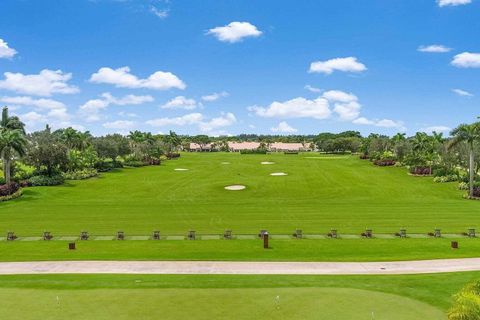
[221,162,230,165]
[224,185,246,191]
[174,168,189,171]
[261,161,275,165]
[270,172,288,176]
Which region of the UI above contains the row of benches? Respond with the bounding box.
[5,228,477,241]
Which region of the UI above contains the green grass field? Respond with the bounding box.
[1,152,480,262]
[1,152,478,235]
[2,272,480,319]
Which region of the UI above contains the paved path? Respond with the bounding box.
[0,258,480,275]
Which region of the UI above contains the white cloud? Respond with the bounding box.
[0,38,17,59]
[249,97,331,120]
[90,66,186,90]
[271,121,298,133]
[451,52,480,68]
[421,125,451,133]
[322,90,361,121]
[0,69,79,96]
[207,21,262,43]
[0,96,65,110]
[146,113,204,127]
[199,112,236,133]
[304,85,322,93]
[437,0,471,7]
[103,120,136,129]
[452,88,474,97]
[417,44,452,53]
[21,111,47,123]
[353,117,405,130]
[201,91,229,102]
[47,108,71,121]
[150,6,169,19]
[309,57,367,75]
[79,92,153,122]
[118,111,138,118]
[161,96,197,110]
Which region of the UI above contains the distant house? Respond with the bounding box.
[228,141,261,152]
[189,142,215,152]
[269,142,306,152]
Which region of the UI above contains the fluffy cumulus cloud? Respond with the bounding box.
[249,97,331,120]
[0,96,65,110]
[0,69,79,96]
[207,22,262,43]
[0,38,17,59]
[417,44,452,53]
[451,52,480,68]
[79,92,153,122]
[249,90,360,121]
[323,90,361,121]
[89,66,186,90]
[161,96,197,110]
[353,117,405,130]
[271,121,298,133]
[437,0,471,6]
[198,112,236,133]
[145,112,236,135]
[452,88,474,97]
[201,91,229,102]
[309,57,367,75]
[421,125,451,133]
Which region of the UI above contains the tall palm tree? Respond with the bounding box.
[1,107,27,184]
[449,123,480,198]
[0,129,27,183]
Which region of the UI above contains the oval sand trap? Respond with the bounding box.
[221,162,230,165]
[174,168,189,171]
[225,185,246,191]
[260,161,275,165]
[270,172,287,176]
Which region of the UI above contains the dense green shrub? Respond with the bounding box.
[373,159,396,166]
[448,281,480,320]
[434,175,458,183]
[123,160,146,167]
[28,174,64,186]
[12,163,35,181]
[240,149,267,154]
[63,169,98,180]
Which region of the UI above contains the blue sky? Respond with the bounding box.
[0,0,479,136]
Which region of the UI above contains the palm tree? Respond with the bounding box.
[1,107,27,184]
[449,123,480,198]
[0,129,27,183]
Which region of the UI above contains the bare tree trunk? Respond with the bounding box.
[469,144,475,198]
[5,157,10,184]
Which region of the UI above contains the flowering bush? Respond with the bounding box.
[63,168,98,180]
[434,175,458,183]
[0,182,20,196]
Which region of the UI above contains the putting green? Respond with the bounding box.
[0,287,444,320]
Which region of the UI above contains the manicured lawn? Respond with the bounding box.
[1,153,478,236]
[2,272,480,319]
[1,238,480,262]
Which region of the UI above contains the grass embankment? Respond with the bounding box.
[1,272,479,319]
